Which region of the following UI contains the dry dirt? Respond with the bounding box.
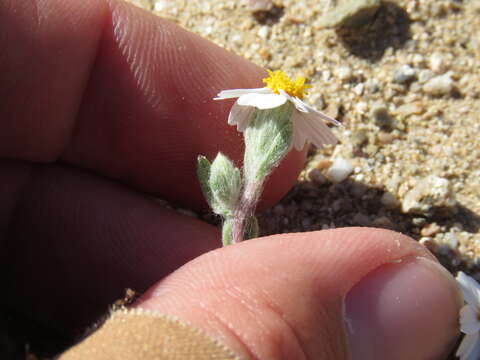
[129,0,479,279]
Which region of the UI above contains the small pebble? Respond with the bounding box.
[153,0,168,11]
[365,79,380,93]
[317,0,380,28]
[351,130,369,147]
[364,144,379,156]
[257,26,269,39]
[325,103,340,119]
[355,101,368,114]
[259,49,272,60]
[419,237,434,247]
[336,66,353,82]
[412,217,427,226]
[409,83,422,93]
[443,232,458,248]
[421,223,441,237]
[393,65,417,84]
[385,173,401,194]
[326,158,354,183]
[370,216,396,230]
[353,83,365,96]
[308,168,329,185]
[412,54,425,67]
[401,175,456,214]
[371,103,394,129]
[377,131,395,145]
[418,69,435,83]
[321,70,332,82]
[429,52,447,73]
[354,173,365,182]
[423,74,454,96]
[243,0,273,12]
[316,159,333,170]
[380,191,400,208]
[395,102,425,117]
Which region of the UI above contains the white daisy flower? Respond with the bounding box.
[214,70,340,151]
[456,272,480,360]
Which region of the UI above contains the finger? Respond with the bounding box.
[0,160,219,333]
[134,228,462,359]
[0,0,306,211]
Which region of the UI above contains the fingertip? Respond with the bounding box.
[66,3,304,210]
[0,0,307,212]
[0,0,109,161]
[133,228,443,359]
[345,256,461,359]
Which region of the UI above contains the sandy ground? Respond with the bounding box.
[127,0,479,280]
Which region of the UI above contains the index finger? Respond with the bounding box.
[0,0,306,210]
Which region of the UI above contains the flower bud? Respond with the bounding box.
[209,153,242,216]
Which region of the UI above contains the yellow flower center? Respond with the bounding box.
[262,70,311,99]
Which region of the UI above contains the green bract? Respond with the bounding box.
[197,153,241,218]
[243,102,294,183]
[197,103,294,246]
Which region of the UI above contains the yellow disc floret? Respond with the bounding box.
[262,69,311,99]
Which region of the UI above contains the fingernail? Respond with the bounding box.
[345,257,462,360]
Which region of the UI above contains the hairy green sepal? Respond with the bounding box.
[197,153,242,245]
[197,153,242,217]
[243,102,294,183]
[197,102,294,246]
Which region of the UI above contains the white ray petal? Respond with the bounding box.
[303,116,338,148]
[467,339,480,360]
[460,305,480,334]
[457,272,480,310]
[291,116,308,151]
[277,90,308,113]
[292,110,338,150]
[291,96,309,113]
[284,92,342,127]
[457,332,480,360]
[214,87,271,100]
[228,101,255,132]
[237,93,287,109]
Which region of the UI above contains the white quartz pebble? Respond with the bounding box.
[326,158,354,183]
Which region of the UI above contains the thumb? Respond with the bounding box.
[64,228,462,359]
[137,228,462,359]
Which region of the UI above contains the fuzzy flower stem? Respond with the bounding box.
[231,180,261,243]
[230,103,294,243]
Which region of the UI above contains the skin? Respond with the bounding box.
[0,0,462,359]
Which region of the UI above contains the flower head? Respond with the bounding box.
[214,69,340,151]
[262,70,310,99]
[456,272,480,360]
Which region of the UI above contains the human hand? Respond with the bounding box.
[0,0,462,359]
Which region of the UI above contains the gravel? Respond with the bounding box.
[392,64,417,84]
[422,74,454,96]
[326,157,354,183]
[128,0,480,280]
